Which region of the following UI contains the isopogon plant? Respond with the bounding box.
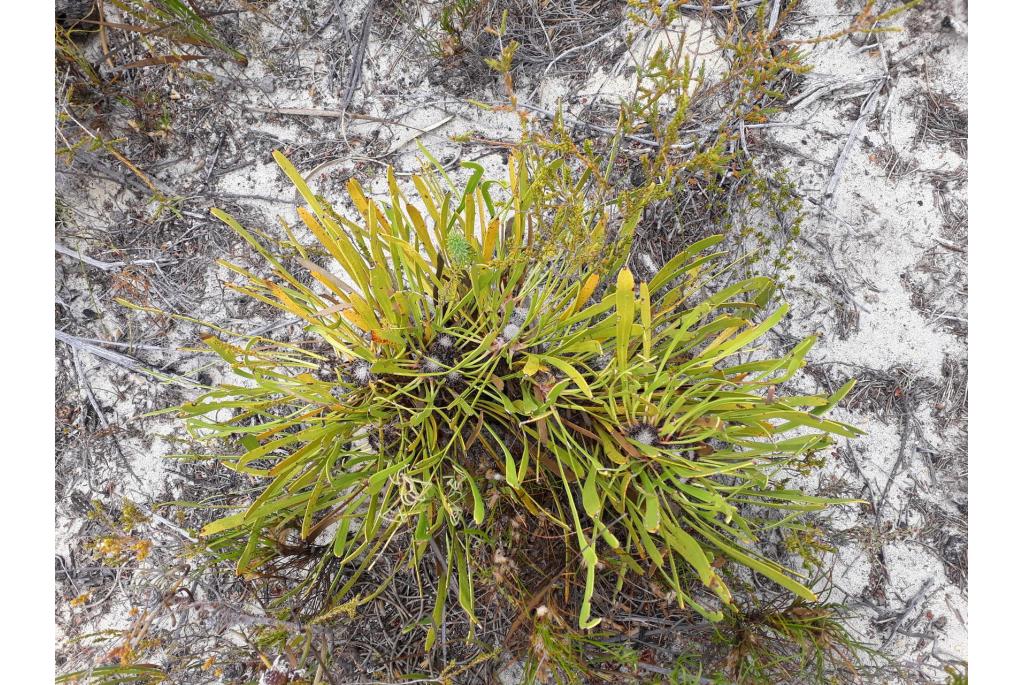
[181,150,859,648]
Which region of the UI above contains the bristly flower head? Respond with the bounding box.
[627,422,660,446]
[511,306,529,326]
[430,333,458,364]
[420,356,443,374]
[349,360,373,386]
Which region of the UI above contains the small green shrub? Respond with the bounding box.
[102,0,246,65]
[181,149,858,651]
[715,600,869,684]
[527,608,639,684]
[945,664,968,685]
[56,1,246,212]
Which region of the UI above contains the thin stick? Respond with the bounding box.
[879,405,913,510]
[824,76,885,203]
[530,24,622,98]
[56,330,202,388]
[244,106,440,133]
[674,1,762,10]
[879,578,934,649]
[340,0,377,111]
[71,348,111,430]
[131,501,200,543]
[56,242,172,272]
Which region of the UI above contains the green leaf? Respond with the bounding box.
[648,235,725,292]
[454,538,476,624]
[236,527,260,575]
[582,467,600,518]
[367,458,409,492]
[643,490,661,533]
[201,511,245,537]
[578,544,602,630]
[615,268,636,368]
[540,355,593,398]
[466,472,485,525]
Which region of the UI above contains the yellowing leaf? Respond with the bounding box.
[615,268,636,368]
[563,273,600,320]
[296,206,368,290]
[482,217,499,261]
[347,178,369,217]
[523,355,543,376]
[341,308,373,332]
[405,203,438,262]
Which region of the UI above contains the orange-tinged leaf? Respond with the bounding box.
[269,283,316,323]
[342,308,373,331]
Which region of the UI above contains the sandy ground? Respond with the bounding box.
[771,1,968,678]
[56,1,967,681]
